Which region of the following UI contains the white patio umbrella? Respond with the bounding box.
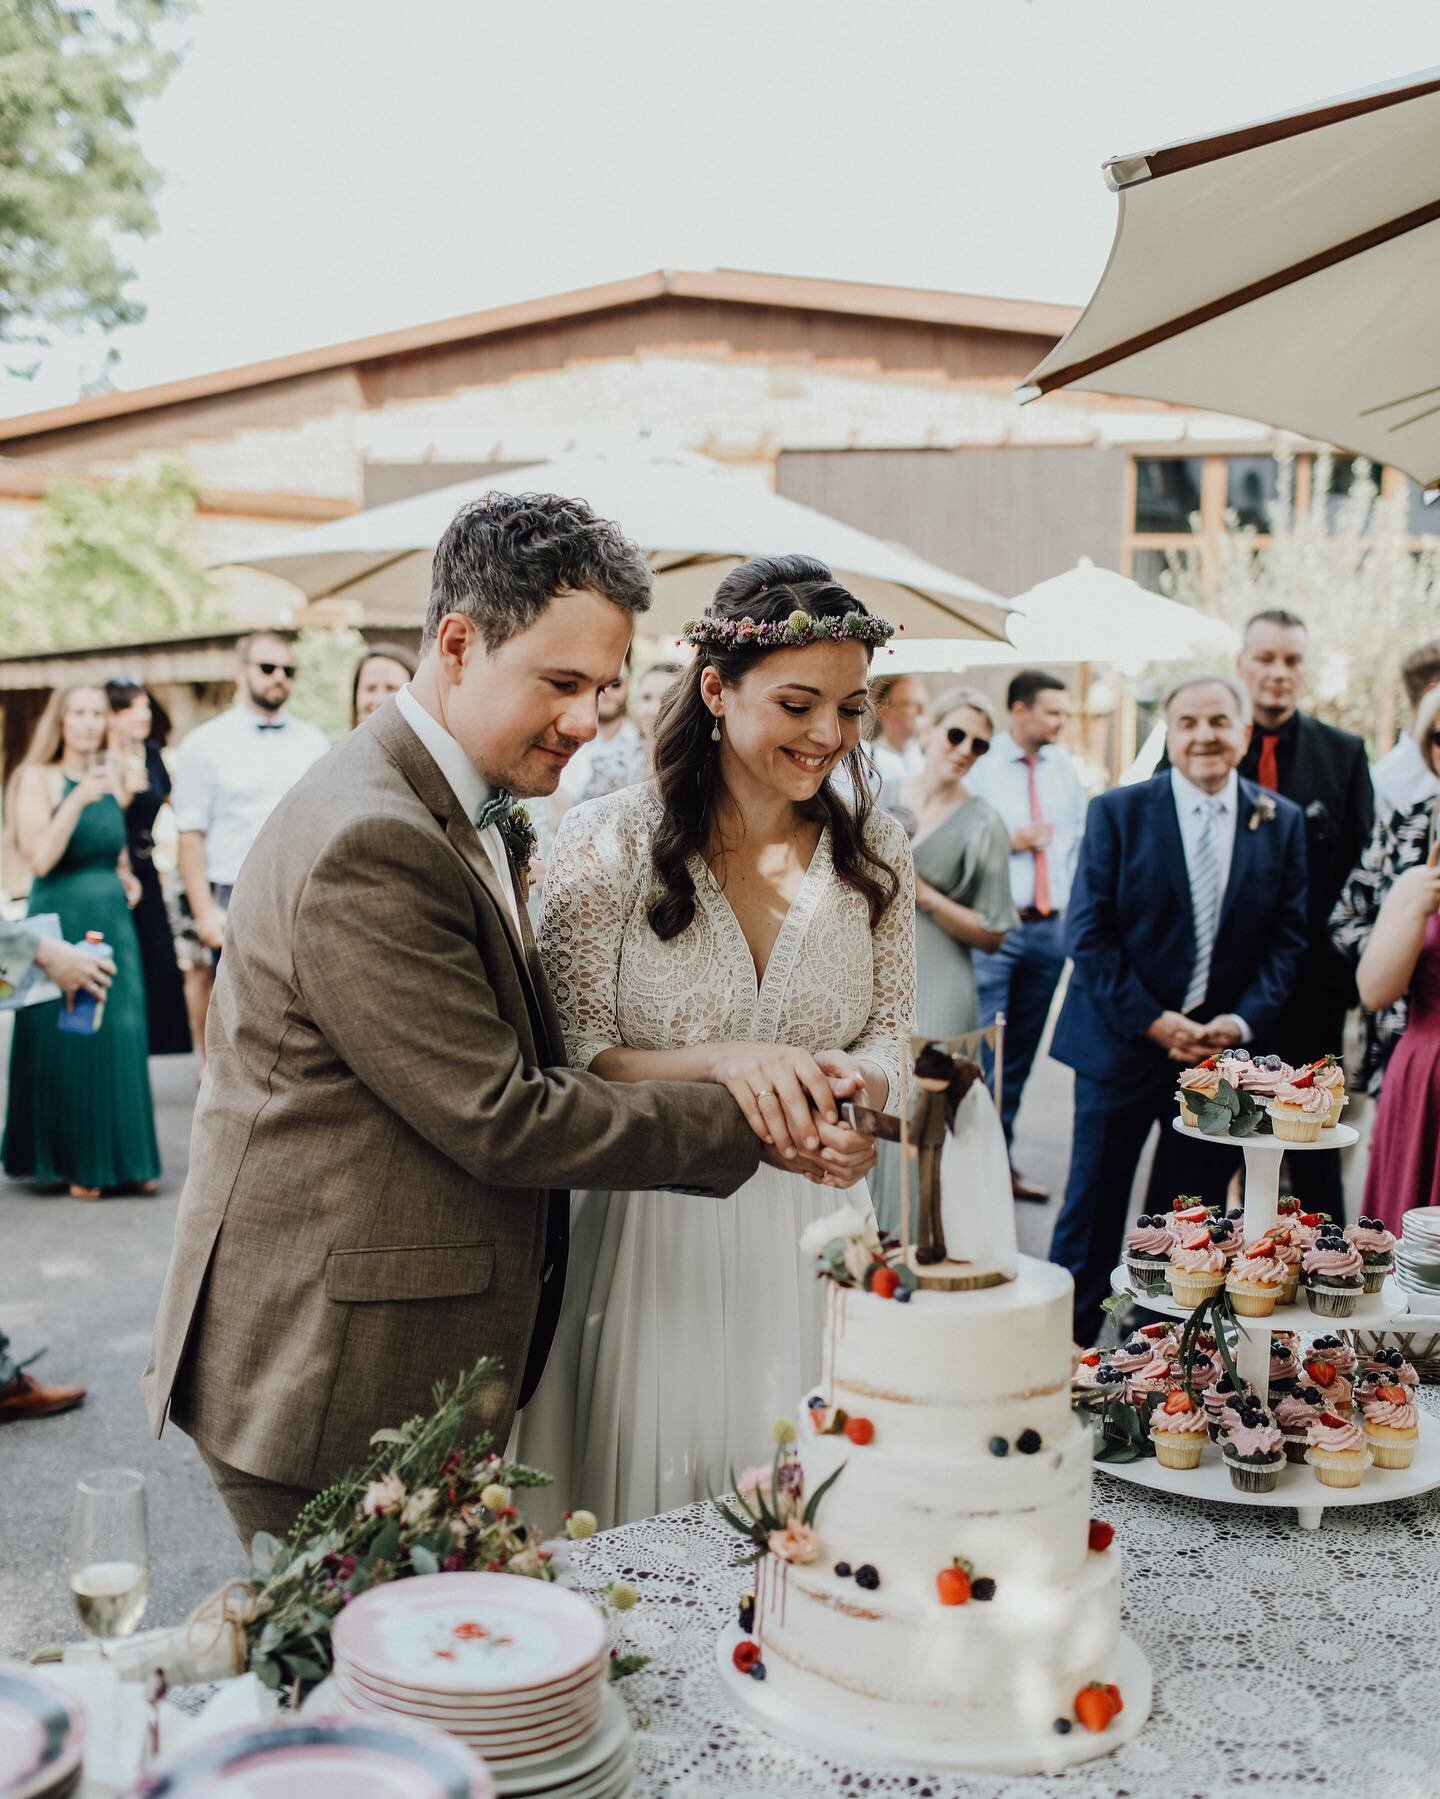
[1017,68,1440,488]
[883,560,1236,676]
[221,446,1012,642]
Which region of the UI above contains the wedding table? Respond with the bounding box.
[564,1467,1440,1796]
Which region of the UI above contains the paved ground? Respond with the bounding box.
[0,1007,1369,1658]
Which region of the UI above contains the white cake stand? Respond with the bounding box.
[1098,1116,1438,1529]
[716,1624,1152,1776]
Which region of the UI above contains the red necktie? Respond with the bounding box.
[1024,754,1052,916]
[1257,732,1280,792]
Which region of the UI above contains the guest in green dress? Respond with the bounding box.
[870,687,1018,1236]
[3,683,161,1198]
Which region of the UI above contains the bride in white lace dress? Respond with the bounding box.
[519,556,916,1530]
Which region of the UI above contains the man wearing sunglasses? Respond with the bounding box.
[171,633,330,1065]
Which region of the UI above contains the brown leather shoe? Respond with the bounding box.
[0,1371,86,1422]
[1011,1171,1052,1204]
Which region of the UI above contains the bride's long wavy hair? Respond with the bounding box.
[647,554,901,942]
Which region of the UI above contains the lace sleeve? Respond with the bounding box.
[848,809,918,1107]
[537,793,645,1070]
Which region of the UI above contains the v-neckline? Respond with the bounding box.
[693,825,833,1002]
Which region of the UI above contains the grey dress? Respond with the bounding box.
[869,779,1019,1236]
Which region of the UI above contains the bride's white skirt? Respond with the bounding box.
[516,1164,870,1534]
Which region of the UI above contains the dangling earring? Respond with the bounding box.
[710,719,722,743]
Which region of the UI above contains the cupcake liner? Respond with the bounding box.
[1125,1254,1170,1296]
[1223,1450,1283,1493]
[1281,1431,1310,1465]
[1270,1111,1322,1143]
[1152,1433,1206,1470]
[1323,1093,1347,1129]
[1227,1284,1279,1317]
[1304,1446,1372,1487]
[1361,1263,1393,1296]
[1168,1269,1227,1310]
[1304,1283,1361,1318]
[1278,1269,1301,1305]
[1366,1433,1417,1470]
[1177,1096,1203,1127]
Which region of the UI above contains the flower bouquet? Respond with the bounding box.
[85,1357,633,1700]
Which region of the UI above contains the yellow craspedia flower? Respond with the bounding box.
[609,1581,638,1611]
[772,1417,797,1446]
[566,1509,599,1540]
[480,1484,510,1512]
[787,609,812,636]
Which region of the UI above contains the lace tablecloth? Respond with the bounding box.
[565,1471,1440,1798]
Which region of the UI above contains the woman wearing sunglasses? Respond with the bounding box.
[869,686,1018,1234]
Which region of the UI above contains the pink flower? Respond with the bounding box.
[360,1472,406,1518]
[767,1522,818,1564]
[736,1464,775,1504]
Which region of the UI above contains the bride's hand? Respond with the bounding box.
[708,1042,838,1158]
[812,1115,878,1186]
[813,1048,873,1107]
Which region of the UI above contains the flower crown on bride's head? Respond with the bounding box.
[680,607,899,651]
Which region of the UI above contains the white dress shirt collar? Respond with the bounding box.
[1169,765,1238,819]
[395,684,489,823]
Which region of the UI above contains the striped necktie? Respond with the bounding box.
[1182,795,1225,1013]
[475,792,513,833]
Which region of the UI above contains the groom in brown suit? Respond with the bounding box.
[145,493,860,1547]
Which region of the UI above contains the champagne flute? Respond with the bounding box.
[70,1470,150,1654]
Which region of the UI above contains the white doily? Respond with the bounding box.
[567,1391,1440,1798]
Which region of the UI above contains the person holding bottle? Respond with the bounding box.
[2,683,161,1198]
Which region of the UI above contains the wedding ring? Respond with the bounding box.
[755,1087,774,1099]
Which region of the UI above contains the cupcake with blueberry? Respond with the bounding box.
[1300,1233,1366,1317]
[1221,1407,1286,1493]
[1148,1389,1210,1469]
[1202,1378,1239,1441]
[1266,1341,1300,1406]
[1209,1216,1244,1265]
[1268,1077,1331,1143]
[1304,1412,1372,1488]
[1124,1348,1177,1419]
[1307,1333,1357,1378]
[1226,1247,1287,1317]
[1176,1062,1222,1127]
[1168,1231,1229,1309]
[1108,1333,1161,1376]
[1124,1214,1174,1296]
[1360,1345,1417,1386]
[1357,1374,1421,1469]
[1236,1052,1294,1101]
[1344,1217,1397,1294]
[1273,1384,1327,1464]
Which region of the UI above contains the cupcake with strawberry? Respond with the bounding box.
[1273,1384,1328,1464]
[1344,1217,1397,1294]
[1123,1213,1174,1296]
[1308,1333,1358,1380]
[1176,1060,1222,1127]
[1221,1406,1286,1493]
[1259,1226,1304,1304]
[1357,1374,1421,1469]
[1300,1232,1366,1317]
[1148,1388,1210,1469]
[1304,1412,1372,1488]
[1168,1231,1229,1309]
[1225,1246,1287,1317]
[1268,1074,1331,1143]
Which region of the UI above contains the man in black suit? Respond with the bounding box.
[1050,676,1309,1341]
[1234,609,1373,1209]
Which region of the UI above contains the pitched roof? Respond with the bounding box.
[0,268,1078,445]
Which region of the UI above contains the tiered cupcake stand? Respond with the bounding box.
[1103,1118,1440,1529]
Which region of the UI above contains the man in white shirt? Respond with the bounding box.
[1372,638,1440,815]
[170,632,330,1064]
[864,674,929,789]
[966,670,1087,1200]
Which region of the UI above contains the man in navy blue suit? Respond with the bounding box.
[1050,675,1309,1341]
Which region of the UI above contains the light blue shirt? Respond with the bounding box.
[966,731,1086,913]
[1169,765,1250,1042]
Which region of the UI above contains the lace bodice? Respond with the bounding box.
[538,782,917,1102]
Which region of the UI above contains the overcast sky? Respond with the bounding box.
[3,0,1435,419]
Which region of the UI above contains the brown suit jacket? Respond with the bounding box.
[142,701,759,1488]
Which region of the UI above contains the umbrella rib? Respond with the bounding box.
[1026,195,1440,399]
[306,548,423,603]
[1359,382,1440,418]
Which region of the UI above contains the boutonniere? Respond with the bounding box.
[497,802,538,901]
[1248,793,1277,832]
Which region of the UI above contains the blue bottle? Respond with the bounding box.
[57,932,111,1036]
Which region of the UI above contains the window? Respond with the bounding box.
[1316,455,1384,529]
[1407,480,1440,536]
[1226,457,1278,530]
[1134,458,1203,533]
[1129,548,1173,595]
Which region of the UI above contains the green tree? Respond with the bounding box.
[0,459,222,648]
[0,0,190,370]
[290,625,366,742]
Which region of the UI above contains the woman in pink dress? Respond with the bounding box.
[1334,690,1440,1233]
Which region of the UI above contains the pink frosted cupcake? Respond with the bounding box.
[1358,1378,1421,1469]
[1360,1347,1417,1386]
[1305,1413,1372,1488]
[1235,1057,1294,1099]
[1259,1227,1303,1304]
[1124,1216,1174,1296]
[1226,1251,1287,1317]
[1176,1063,1222,1126]
[1266,1340,1300,1405]
[1222,1413,1286,1492]
[1308,1334,1357,1379]
[1168,1238,1228,1309]
[1344,1218,1397,1294]
[1148,1390,1210,1469]
[1305,1055,1347,1126]
[1301,1237,1365,1317]
[1268,1080,1331,1143]
[1273,1386,1326,1464]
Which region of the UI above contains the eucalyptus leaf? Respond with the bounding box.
[1196,1101,1234,1136]
[410,1544,440,1576]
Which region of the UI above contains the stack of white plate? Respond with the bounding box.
[330,1575,632,1797]
[137,1714,494,1796]
[0,1664,84,1799]
[1396,1209,1440,1312]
